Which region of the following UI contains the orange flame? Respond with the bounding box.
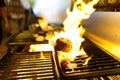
[49,0,99,62]
[38,19,48,31]
[40,51,45,59]
[29,44,53,52]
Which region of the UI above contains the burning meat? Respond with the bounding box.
[61,59,77,71]
[49,0,99,71]
[55,38,72,52]
[61,60,73,70]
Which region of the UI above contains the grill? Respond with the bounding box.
[55,38,120,80]
[0,51,56,80]
[2,30,58,80]
[1,30,120,80]
[8,30,48,45]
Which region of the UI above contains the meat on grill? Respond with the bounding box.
[55,38,72,52]
[61,59,77,71]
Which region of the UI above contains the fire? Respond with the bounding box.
[29,44,53,59]
[38,19,48,31]
[40,51,45,59]
[29,44,53,52]
[49,0,99,62]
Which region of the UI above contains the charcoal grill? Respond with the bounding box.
[0,51,57,80]
[55,37,120,80]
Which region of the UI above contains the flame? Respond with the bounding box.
[38,19,48,31]
[29,44,53,52]
[49,0,99,62]
[83,55,93,66]
[18,78,33,80]
[40,51,45,59]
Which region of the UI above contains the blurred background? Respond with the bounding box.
[4,0,120,34]
[0,0,120,53]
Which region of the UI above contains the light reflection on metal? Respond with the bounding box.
[85,32,120,62]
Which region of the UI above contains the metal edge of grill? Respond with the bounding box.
[54,36,120,80]
[8,30,20,43]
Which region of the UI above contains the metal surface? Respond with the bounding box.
[83,12,120,60]
[0,51,56,80]
[55,38,120,80]
[6,26,120,79]
[107,75,120,80]
[8,30,48,45]
[83,11,120,44]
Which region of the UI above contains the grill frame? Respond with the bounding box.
[54,37,120,80]
[0,50,58,80]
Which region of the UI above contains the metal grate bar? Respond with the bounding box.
[0,51,55,80]
[56,38,120,80]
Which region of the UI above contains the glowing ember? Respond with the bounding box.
[49,0,99,64]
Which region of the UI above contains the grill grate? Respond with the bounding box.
[55,38,120,80]
[8,30,48,45]
[0,51,56,80]
[107,75,120,80]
